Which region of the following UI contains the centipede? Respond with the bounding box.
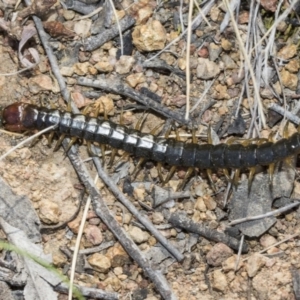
[1,102,299,187]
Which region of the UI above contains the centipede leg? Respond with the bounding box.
[132,157,145,178]
[233,168,240,187]
[108,148,118,166]
[87,141,97,156]
[248,167,256,193]
[206,169,217,192]
[163,165,177,186]
[157,163,165,183]
[135,112,148,131]
[101,144,106,166]
[283,121,290,138]
[65,137,78,153]
[47,131,55,146]
[53,133,66,151]
[223,169,232,183]
[177,167,194,190]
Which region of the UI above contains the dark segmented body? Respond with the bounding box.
[2,102,300,169]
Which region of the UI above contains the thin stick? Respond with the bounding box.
[228,201,300,226]
[251,0,299,53]
[0,125,57,162]
[107,0,123,56]
[67,149,178,300]
[68,175,98,300]
[223,0,266,128]
[268,103,300,125]
[92,152,184,262]
[184,0,193,120]
[145,0,214,62]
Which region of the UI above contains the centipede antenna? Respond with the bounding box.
[177,167,194,190]
[157,163,165,183]
[53,133,66,151]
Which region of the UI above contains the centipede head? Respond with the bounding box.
[1,102,36,132]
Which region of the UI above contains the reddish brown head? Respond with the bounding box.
[2,102,37,132]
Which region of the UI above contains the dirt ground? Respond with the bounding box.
[0,1,300,300]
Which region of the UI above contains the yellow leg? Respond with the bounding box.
[53,134,66,151]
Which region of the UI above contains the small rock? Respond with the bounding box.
[94,96,114,115]
[194,197,207,212]
[222,54,237,69]
[285,59,300,73]
[177,57,186,70]
[38,200,61,224]
[136,6,153,25]
[18,148,31,160]
[260,0,278,12]
[194,182,208,197]
[84,225,103,246]
[94,58,114,73]
[280,69,298,90]
[222,255,242,272]
[128,226,150,244]
[132,19,166,52]
[206,243,233,266]
[152,212,164,225]
[197,47,209,58]
[208,42,222,61]
[29,74,59,94]
[71,91,91,108]
[203,195,217,210]
[212,269,227,292]
[63,9,75,20]
[210,6,221,22]
[126,72,146,87]
[73,62,91,75]
[238,11,249,24]
[106,243,130,267]
[103,276,122,291]
[113,266,123,276]
[196,58,220,80]
[68,212,83,234]
[60,66,74,76]
[246,253,266,277]
[278,44,297,60]
[88,253,111,273]
[212,84,229,100]
[133,185,146,201]
[74,19,91,38]
[221,38,232,51]
[115,55,135,74]
[260,234,277,248]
